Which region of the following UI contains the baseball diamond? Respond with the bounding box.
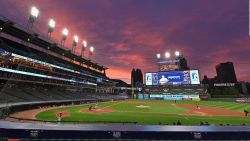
[8,100,250,125]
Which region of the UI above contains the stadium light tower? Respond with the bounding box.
[81,40,87,57]
[61,28,69,47]
[175,51,180,57]
[28,6,39,30]
[156,53,161,59]
[88,46,94,60]
[29,6,39,23]
[72,35,79,53]
[165,52,170,58]
[48,19,56,39]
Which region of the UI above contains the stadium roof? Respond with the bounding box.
[0,16,108,71]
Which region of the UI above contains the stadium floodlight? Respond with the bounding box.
[165,52,170,58]
[27,6,39,30]
[62,28,69,37]
[175,51,180,57]
[72,35,78,53]
[62,28,69,40]
[81,40,87,57]
[31,6,39,18]
[88,46,94,60]
[29,6,39,23]
[73,35,79,44]
[82,40,87,48]
[48,19,55,30]
[49,19,56,28]
[156,53,161,59]
[48,19,56,38]
[61,28,69,47]
[90,46,94,53]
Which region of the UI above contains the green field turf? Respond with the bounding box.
[36,100,250,125]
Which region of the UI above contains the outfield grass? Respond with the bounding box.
[36,100,250,125]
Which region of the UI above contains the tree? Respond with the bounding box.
[210,88,222,95]
[244,109,249,117]
[223,87,239,95]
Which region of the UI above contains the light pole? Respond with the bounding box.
[165,52,170,58]
[88,46,94,60]
[61,28,68,47]
[48,19,55,39]
[175,51,180,57]
[131,75,134,99]
[156,53,161,71]
[81,40,87,58]
[28,6,39,30]
[175,51,181,69]
[72,35,78,53]
[156,53,161,60]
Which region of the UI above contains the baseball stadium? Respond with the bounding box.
[0,4,250,141]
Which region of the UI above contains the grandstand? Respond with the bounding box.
[0,15,118,104]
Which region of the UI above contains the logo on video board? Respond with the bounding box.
[190,70,200,84]
[145,73,152,85]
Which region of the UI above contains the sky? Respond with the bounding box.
[0,0,250,84]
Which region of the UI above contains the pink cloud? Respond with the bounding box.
[106,67,131,83]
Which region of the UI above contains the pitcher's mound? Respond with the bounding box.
[136,105,150,108]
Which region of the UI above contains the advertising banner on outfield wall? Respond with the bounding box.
[148,94,200,100]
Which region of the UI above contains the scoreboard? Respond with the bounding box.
[158,59,179,71]
[145,70,200,85]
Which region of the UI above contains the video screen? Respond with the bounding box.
[158,60,179,71]
[145,70,200,85]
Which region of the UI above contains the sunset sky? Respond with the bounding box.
[1,0,250,83]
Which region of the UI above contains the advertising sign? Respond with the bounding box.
[149,94,200,100]
[145,73,152,85]
[158,71,184,85]
[152,73,158,85]
[189,70,200,84]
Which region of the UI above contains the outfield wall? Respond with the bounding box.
[137,93,200,101]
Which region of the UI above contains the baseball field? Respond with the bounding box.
[12,100,250,125]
